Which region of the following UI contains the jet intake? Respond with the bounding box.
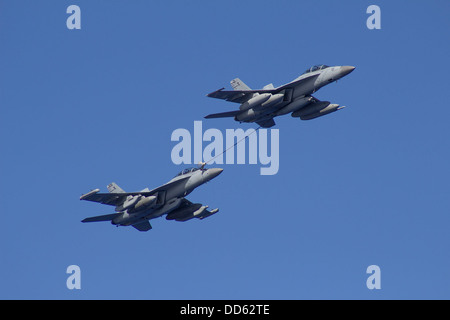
[236,108,256,121]
[240,94,271,111]
[112,212,129,225]
[275,96,314,116]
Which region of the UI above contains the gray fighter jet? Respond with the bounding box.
[80,166,223,231]
[205,65,355,127]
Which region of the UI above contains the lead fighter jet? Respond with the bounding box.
[205,65,355,128]
[80,166,223,231]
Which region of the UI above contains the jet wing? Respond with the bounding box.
[207,88,275,104]
[80,176,190,206]
[206,74,320,104]
[81,213,119,223]
[145,175,190,196]
[204,110,241,119]
[80,191,154,206]
[276,73,320,91]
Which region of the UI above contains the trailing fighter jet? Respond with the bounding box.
[205,65,355,128]
[80,166,223,231]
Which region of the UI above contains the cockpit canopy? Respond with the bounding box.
[175,167,199,177]
[303,65,329,74]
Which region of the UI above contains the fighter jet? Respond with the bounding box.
[205,65,355,128]
[80,166,223,231]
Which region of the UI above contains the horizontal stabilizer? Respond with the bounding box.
[205,110,241,119]
[256,118,276,128]
[82,213,118,223]
[132,220,152,232]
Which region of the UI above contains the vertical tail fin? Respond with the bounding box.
[107,182,125,193]
[230,78,251,91]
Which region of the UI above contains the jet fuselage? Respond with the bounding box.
[111,168,223,227]
[236,66,355,123]
[205,65,355,127]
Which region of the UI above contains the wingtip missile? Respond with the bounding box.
[193,205,209,217]
[199,208,219,220]
[80,188,100,200]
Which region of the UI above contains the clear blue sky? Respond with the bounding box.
[1,0,449,299]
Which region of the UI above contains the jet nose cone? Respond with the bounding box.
[207,168,223,180]
[340,66,356,77]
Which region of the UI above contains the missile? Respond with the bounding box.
[291,101,331,117]
[117,195,140,211]
[80,188,100,200]
[320,104,343,113]
[199,208,219,220]
[240,94,271,111]
[300,105,343,120]
[255,94,284,110]
[134,195,157,210]
[236,93,285,121]
[173,206,214,222]
[193,205,209,217]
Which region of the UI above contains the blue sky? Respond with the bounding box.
[1,0,449,299]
